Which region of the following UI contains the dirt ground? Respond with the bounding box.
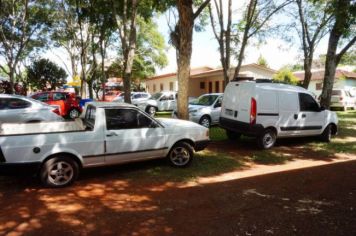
[1,140,356,236]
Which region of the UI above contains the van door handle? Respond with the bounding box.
[106,132,118,137]
[294,114,298,120]
[301,114,306,118]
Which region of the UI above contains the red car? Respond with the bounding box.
[31,91,82,119]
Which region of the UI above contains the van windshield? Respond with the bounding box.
[190,95,219,106]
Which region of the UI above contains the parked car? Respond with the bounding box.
[31,91,82,119]
[330,89,355,111]
[100,90,121,102]
[0,94,63,123]
[220,80,338,149]
[137,91,177,116]
[173,93,223,128]
[0,102,209,187]
[113,92,151,105]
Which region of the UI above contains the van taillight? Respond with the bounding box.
[250,98,257,125]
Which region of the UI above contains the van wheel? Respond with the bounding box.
[320,124,332,142]
[199,116,211,128]
[40,156,79,188]
[257,129,276,149]
[146,106,157,116]
[167,142,193,167]
[226,130,241,140]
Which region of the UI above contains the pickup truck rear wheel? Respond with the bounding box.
[40,156,79,188]
[168,142,193,167]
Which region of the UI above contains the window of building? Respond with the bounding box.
[160,83,164,91]
[153,84,156,92]
[200,82,205,89]
[215,81,220,93]
[208,82,212,93]
[169,82,174,91]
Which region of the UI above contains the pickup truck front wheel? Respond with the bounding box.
[40,156,79,188]
[168,142,193,167]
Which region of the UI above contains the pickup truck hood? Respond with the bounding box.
[156,118,204,129]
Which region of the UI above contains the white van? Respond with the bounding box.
[220,80,338,149]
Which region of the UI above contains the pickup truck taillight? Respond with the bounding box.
[52,108,60,115]
[250,98,257,125]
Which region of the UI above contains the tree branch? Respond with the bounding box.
[336,36,356,64]
[193,0,211,20]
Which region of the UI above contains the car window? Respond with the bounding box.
[215,97,222,108]
[1,98,31,109]
[331,90,341,96]
[105,109,156,130]
[191,95,219,106]
[168,94,174,100]
[85,106,96,127]
[35,93,49,102]
[53,93,66,101]
[299,93,319,112]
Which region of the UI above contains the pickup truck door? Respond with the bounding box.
[104,108,167,164]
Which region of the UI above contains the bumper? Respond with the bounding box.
[0,162,41,176]
[194,140,210,151]
[219,117,264,137]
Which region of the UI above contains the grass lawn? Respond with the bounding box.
[143,110,356,182]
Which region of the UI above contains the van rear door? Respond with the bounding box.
[221,82,253,123]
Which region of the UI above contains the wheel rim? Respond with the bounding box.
[170,146,191,166]
[148,107,156,116]
[48,161,74,186]
[70,109,79,119]
[200,117,210,128]
[263,132,275,148]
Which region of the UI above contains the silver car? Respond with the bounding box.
[112,92,151,105]
[174,93,223,128]
[0,94,63,123]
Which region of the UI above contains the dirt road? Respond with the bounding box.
[1,144,356,235]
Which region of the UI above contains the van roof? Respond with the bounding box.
[232,80,313,95]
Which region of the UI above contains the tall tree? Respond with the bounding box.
[170,0,210,119]
[0,0,51,93]
[233,0,293,79]
[208,0,233,88]
[295,0,332,89]
[27,58,67,91]
[320,0,356,108]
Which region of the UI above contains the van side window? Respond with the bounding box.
[299,93,319,112]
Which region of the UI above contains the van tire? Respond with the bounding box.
[257,129,276,149]
[320,124,332,142]
[40,156,79,188]
[226,130,241,140]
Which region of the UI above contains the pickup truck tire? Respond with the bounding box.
[320,124,332,142]
[257,129,276,149]
[40,156,79,188]
[167,142,193,167]
[146,106,157,116]
[68,108,80,119]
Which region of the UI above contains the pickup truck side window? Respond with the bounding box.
[85,106,96,127]
[105,109,155,130]
[299,93,320,112]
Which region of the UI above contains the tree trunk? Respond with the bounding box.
[302,55,313,89]
[320,32,339,108]
[233,36,248,79]
[88,80,94,99]
[176,0,194,120]
[8,67,15,94]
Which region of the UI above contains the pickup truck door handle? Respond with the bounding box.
[106,132,118,137]
[301,114,306,118]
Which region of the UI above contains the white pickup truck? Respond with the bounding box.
[0,102,209,187]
